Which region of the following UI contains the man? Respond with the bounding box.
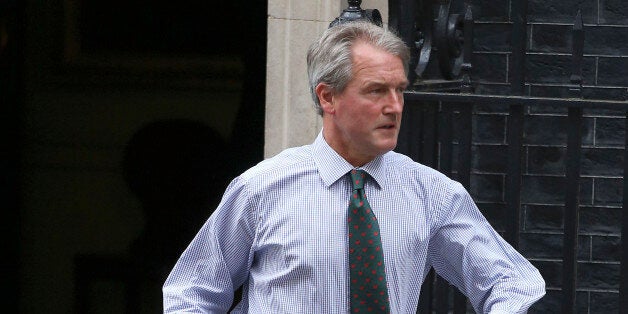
[163,21,545,313]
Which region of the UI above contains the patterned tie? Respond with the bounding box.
[347,169,390,313]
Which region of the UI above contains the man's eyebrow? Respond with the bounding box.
[365,82,409,91]
[360,81,386,89]
[362,79,407,88]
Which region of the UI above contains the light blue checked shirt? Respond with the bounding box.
[163,132,545,313]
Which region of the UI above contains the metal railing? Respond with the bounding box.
[398,91,628,313]
[387,0,628,313]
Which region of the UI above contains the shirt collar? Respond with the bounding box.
[312,131,388,189]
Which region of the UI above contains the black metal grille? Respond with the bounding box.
[387,0,628,313]
[398,92,628,313]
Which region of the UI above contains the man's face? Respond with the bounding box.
[319,42,408,166]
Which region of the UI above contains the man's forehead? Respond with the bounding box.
[351,42,403,67]
[351,41,392,57]
[350,45,407,84]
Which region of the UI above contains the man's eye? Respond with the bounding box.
[370,88,385,94]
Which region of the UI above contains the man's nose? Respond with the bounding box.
[383,90,404,114]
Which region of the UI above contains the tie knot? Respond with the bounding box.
[350,169,367,190]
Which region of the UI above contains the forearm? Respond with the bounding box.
[429,182,545,313]
[430,230,546,313]
[163,176,256,313]
[480,271,546,313]
[163,228,237,313]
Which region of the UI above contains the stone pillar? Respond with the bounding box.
[264,0,388,158]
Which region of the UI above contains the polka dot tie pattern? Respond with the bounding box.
[348,169,390,313]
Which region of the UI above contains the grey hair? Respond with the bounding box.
[306,21,410,116]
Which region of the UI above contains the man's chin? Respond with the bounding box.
[377,139,398,154]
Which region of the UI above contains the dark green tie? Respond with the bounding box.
[348,169,390,313]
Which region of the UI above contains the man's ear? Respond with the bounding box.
[315,83,335,115]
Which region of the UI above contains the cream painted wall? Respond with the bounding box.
[264,0,388,158]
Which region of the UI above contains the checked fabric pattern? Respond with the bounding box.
[348,169,390,313]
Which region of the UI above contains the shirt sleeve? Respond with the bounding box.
[426,181,546,313]
[163,176,257,313]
